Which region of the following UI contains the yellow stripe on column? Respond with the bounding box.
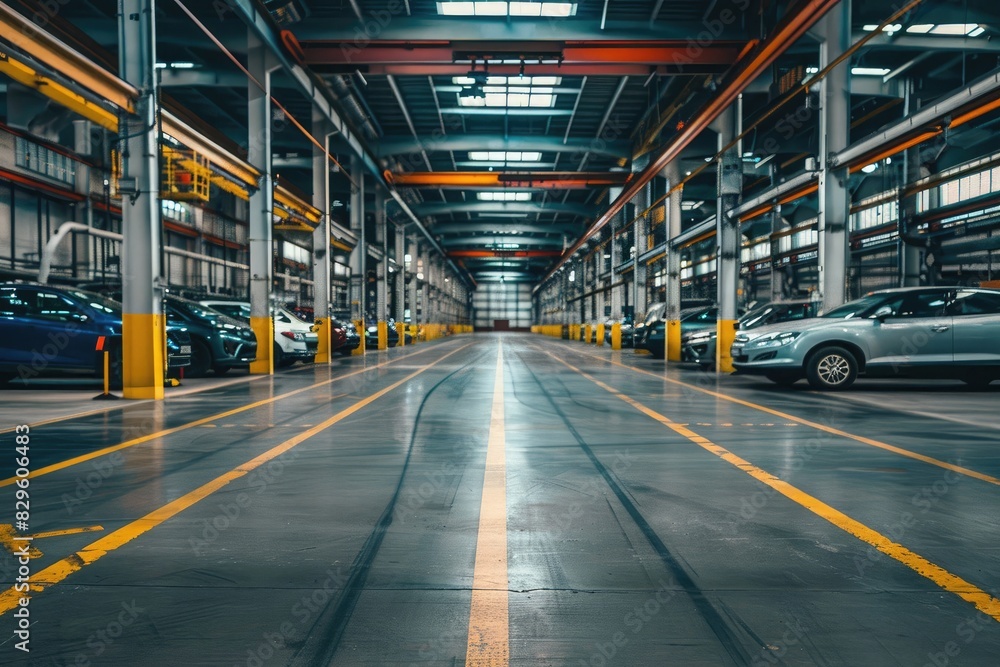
[666,319,682,362]
[377,320,388,350]
[250,316,274,375]
[314,318,330,364]
[466,345,509,666]
[353,319,366,355]
[396,321,406,346]
[716,319,737,373]
[122,313,164,400]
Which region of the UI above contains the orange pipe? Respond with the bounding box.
[385,170,631,189]
[447,250,562,258]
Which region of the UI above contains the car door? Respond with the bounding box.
[0,286,35,369]
[865,289,954,371]
[950,290,1000,365]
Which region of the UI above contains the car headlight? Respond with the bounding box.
[747,331,801,348]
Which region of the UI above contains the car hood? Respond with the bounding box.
[734,317,852,337]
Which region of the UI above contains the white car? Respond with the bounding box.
[199,300,318,367]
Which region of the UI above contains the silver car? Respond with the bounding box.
[732,287,1000,390]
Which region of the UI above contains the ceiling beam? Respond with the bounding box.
[374,135,630,160]
[447,249,563,258]
[303,40,744,69]
[385,171,631,189]
[432,223,579,235]
[345,63,722,76]
[411,201,597,217]
[440,236,565,247]
[292,19,747,42]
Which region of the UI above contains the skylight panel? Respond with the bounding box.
[478,192,533,201]
[437,2,577,17]
[469,152,543,162]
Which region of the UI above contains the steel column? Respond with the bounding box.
[395,224,405,323]
[818,2,852,309]
[633,181,649,322]
[900,80,923,287]
[118,0,164,398]
[664,162,683,362]
[609,186,624,325]
[408,237,419,332]
[715,103,742,374]
[248,30,275,375]
[375,189,388,349]
[312,112,332,363]
[349,157,365,321]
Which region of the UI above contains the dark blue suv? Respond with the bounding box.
[0,283,190,386]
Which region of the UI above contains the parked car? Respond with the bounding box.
[636,305,719,359]
[332,318,360,354]
[364,319,413,348]
[682,299,820,369]
[732,286,1000,390]
[602,316,636,347]
[0,283,190,386]
[165,296,257,377]
[199,300,318,367]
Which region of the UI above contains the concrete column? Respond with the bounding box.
[715,102,742,373]
[664,162,683,361]
[770,203,786,302]
[408,238,419,327]
[312,112,331,364]
[817,1,852,308]
[73,120,93,278]
[394,224,406,322]
[349,158,365,322]
[119,0,164,398]
[374,190,388,349]
[609,186,624,322]
[900,80,923,287]
[248,30,275,375]
[633,181,650,323]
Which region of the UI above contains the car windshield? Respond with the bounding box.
[67,289,121,315]
[821,294,887,319]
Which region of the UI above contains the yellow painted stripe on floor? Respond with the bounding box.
[0,344,446,488]
[553,353,1000,623]
[466,345,509,666]
[30,525,104,540]
[0,344,471,617]
[581,346,1000,487]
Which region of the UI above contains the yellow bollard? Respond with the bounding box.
[352,319,366,355]
[396,321,406,346]
[596,323,605,347]
[611,323,622,350]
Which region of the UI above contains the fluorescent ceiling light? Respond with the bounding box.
[469,151,543,161]
[852,67,891,76]
[452,76,561,86]
[437,2,577,16]
[681,200,704,211]
[969,26,986,37]
[862,23,902,34]
[861,163,878,174]
[930,23,979,35]
[478,192,533,201]
[905,24,934,34]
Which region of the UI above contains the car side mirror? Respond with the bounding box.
[71,312,89,323]
[873,305,893,321]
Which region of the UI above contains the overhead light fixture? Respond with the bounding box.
[469,151,542,162]
[861,163,878,174]
[437,2,577,17]
[852,67,891,76]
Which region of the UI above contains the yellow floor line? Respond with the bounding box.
[578,346,1000,487]
[466,344,509,666]
[551,352,1000,623]
[0,344,447,488]
[0,344,471,617]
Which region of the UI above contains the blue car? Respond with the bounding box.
[0,283,190,386]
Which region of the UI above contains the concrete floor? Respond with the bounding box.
[1,333,998,665]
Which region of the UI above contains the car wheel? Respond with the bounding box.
[806,346,858,390]
[273,342,288,368]
[188,339,212,378]
[765,371,798,386]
